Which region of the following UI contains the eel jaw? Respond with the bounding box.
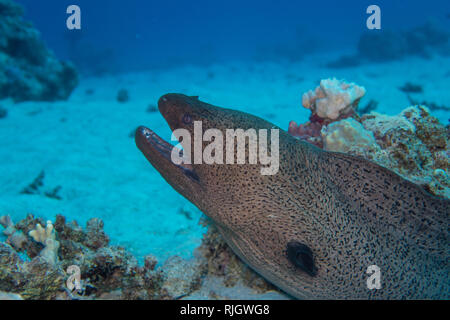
[135,126,200,183]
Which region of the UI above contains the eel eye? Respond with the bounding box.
[182,113,192,124]
[287,241,317,277]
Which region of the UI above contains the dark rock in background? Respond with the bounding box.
[328,21,450,67]
[403,22,450,57]
[116,89,129,103]
[64,30,118,77]
[0,105,7,118]
[325,54,361,69]
[0,0,78,102]
[399,82,423,94]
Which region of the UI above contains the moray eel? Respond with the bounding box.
[136,93,449,299]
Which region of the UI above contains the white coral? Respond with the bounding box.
[29,221,59,265]
[302,78,366,120]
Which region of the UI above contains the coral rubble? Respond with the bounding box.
[0,0,78,102]
[289,79,450,198]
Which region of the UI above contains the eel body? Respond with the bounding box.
[136,93,449,299]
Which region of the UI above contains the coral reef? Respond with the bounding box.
[301,78,366,120]
[289,80,449,198]
[360,106,449,197]
[288,78,366,147]
[0,214,162,299]
[0,0,78,102]
[0,213,285,300]
[0,213,215,300]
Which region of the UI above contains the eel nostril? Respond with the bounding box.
[138,127,151,139]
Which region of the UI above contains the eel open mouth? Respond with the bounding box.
[135,126,200,182]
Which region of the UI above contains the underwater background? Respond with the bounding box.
[0,0,449,299]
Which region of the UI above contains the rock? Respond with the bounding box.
[160,256,204,298]
[0,105,7,118]
[357,31,407,62]
[116,89,129,103]
[146,104,158,113]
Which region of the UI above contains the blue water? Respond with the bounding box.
[16,0,450,71]
[1,0,449,265]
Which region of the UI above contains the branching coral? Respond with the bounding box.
[29,221,55,243]
[29,221,59,265]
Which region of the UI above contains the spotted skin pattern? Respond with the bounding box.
[136,93,449,299]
